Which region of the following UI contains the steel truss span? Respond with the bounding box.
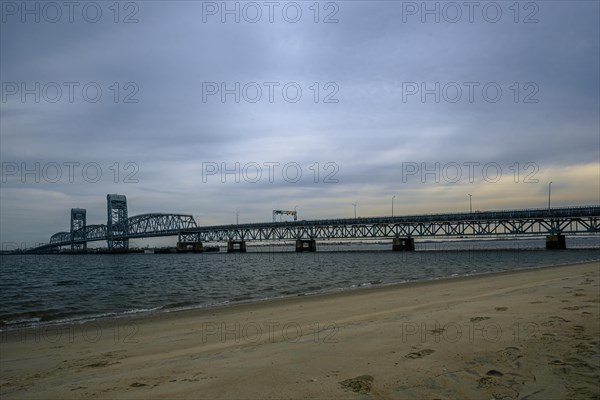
[49,214,196,247]
[179,206,600,242]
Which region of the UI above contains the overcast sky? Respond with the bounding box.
[1,0,599,246]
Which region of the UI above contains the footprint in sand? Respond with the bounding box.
[470,316,491,322]
[575,342,596,357]
[339,375,374,393]
[497,347,522,363]
[541,333,557,341]
[85,361,111,368]
[549,359,567,366]
[477,376,496,388]
[549,357,594,369]
[494,307,508,311]
[572,325,593,341]
[477,375,518,399]
[541,316,571,327]
[405,349,435,359]
[563,305,593,315]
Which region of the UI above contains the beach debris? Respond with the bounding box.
[130,382,148,387]
[339,375,374,393]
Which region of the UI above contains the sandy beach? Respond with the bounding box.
[1,261,599,399]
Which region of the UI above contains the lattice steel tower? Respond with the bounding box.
[70,208,86,251]
[107,194,129,250]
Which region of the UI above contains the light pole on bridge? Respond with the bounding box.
[468,194,472,214]
[236,210,239,225]
[548,182,552,209]
[352,203,357,219]
[392,195,396,217]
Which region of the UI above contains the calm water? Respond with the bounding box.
[1,237,598,330]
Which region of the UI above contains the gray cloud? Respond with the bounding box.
[1,1,598,245]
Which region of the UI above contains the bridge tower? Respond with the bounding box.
[70,208,86,252]
[107,194,129,251]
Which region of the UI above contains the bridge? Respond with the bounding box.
[25,194,600,253]
[27,194,197,254]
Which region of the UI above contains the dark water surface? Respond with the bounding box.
[1,237,598,330]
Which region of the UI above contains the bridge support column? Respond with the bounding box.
[546,234,566,250]
[393,237,415,251]
[295,239,317,252]
[177,242,204,253]
[227,240,246,253]
[193,242,204,253]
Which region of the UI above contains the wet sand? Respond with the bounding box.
[1,261,599,399]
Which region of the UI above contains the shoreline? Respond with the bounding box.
[2,261,599,399]
[2,258,599,335]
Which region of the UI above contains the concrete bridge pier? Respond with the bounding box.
[546,234,566,250]
[227,240,247,253]
[295,239,317,252]
[177,242,204,253]
[393,237,415,251]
